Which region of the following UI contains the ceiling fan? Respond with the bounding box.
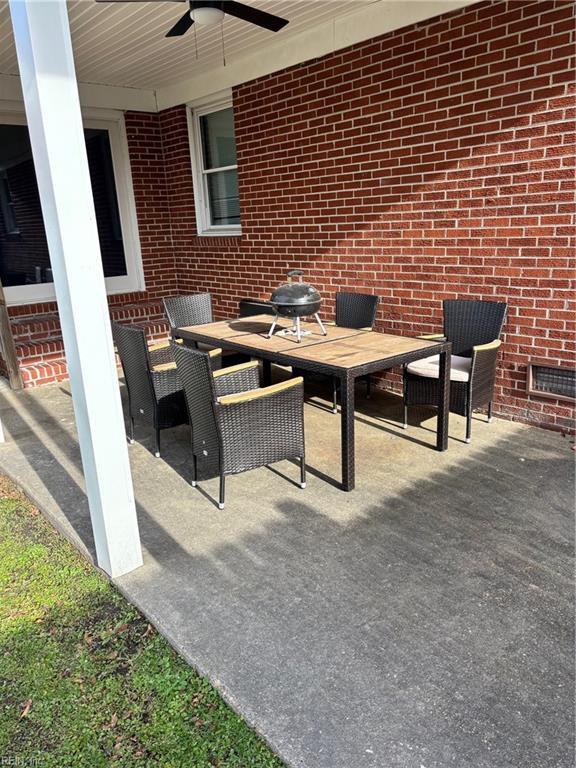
[95,1,290,37]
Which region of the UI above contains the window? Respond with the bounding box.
[189,98,241,236]
[0,109,143,305]
[0,172,19,235]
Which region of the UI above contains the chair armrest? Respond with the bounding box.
[217,376,303,406]
[471,338,501,374]
[206,347,222,370]
[471,339,502,370]
[417,333,446,341]
[157,345,221,371]
[152,348,221,372]
[213,361,260,397]
[473,339,501,353]
[151,361,177,373]
[149,338,183,352]
[470,340,502,403]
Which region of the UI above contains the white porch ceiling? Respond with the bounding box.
[0,0,374,90]
[1,0,480,110]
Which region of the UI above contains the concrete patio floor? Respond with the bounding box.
[0,377,573,768]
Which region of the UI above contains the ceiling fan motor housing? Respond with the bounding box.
[190,1,226,26]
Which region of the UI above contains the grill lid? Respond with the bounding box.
[271,270,321,306]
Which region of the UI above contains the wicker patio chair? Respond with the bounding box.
[112,321,219,458]
[403,299,507,443]
[163,292,214,335]
[308,291,379,412]
[173,343,306,509]
[163,292,243,366]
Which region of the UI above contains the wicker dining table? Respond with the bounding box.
[176,315,452,491]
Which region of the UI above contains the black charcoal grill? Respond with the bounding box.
[267,270,327,342]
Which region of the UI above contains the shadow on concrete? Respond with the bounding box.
[124,423,573,768]
[0,383,573,768]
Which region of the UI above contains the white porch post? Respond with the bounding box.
[9,0,143,577]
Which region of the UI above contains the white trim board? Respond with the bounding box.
[0,73,157,113]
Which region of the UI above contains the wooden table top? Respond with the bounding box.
[178,317,275,340]
[177,315,443,371]
[178,315,365,350]
[283,330,439,368]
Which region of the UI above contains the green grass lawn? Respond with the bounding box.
[0,477,284,768]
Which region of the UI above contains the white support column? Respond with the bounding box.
[9,0,142,577]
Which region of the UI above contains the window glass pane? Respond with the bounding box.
[0,173,19,235]
[84,129,126,278]
[0,123,126,288]
[207,170,240,226]
[200,108,237,169]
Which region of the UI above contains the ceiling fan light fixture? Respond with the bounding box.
[190,6,225,26]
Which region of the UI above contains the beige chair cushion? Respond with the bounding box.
[407,354,471,382]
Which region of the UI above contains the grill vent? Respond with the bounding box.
[527,360,575,402]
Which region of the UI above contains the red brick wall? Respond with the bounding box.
[123,111,177,299]
[165,0,575,432]
[159,106,197,253]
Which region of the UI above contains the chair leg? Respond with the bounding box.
[332,378,338,414]
[402,369,408,429]
[154,427,161,458]
[299,455,307,489]
[219,473,225,510]
[466,409,472,444]
[128,416,135,445]
[487,401,493,423]
[191,454,198,487]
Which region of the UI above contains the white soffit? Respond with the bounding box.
[0,0,481,113]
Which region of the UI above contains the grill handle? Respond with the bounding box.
[287,269,304,283]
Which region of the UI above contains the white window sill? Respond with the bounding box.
[197,229,242,237]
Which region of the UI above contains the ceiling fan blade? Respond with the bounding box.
[166,10,194,36]
[222,1,288,32]
[95,1,186,3]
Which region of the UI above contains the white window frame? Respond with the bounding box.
[187,94,241,237]
[0,104,144,305]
